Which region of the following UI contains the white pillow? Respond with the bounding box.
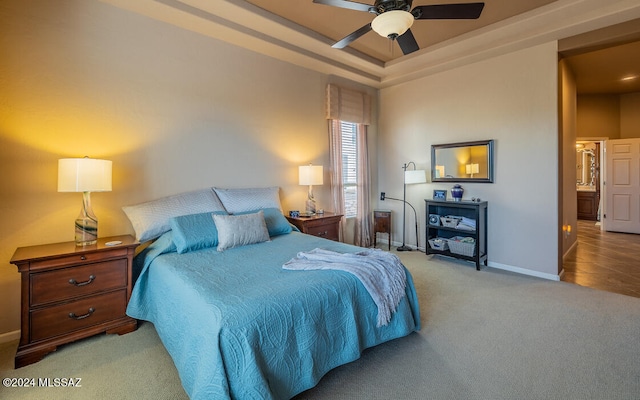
[213,211,270,251]
[214,187,282,213]
[122,188,226,242]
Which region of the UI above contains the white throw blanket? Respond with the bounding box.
[283,248,407,327]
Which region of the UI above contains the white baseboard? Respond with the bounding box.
[488,261,561,281]
[0,330,20,344]
[379,238,561,281]
[563,239,578,260]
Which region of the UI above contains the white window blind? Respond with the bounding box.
[341,121,358,218]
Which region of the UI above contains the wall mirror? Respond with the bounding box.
[576,142,599,189]
[431,140,495,183]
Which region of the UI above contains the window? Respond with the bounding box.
[340,121,358,218]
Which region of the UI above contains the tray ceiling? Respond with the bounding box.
[104,0,640,91]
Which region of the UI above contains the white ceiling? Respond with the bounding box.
[105,0,640,92]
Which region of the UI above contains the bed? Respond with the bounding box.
[123,187,421,400]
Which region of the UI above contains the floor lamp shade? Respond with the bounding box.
[58,158,112,246]
[299,165,323,214]
[404,169,427,184]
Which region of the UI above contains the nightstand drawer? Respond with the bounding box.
[31,290,127,342]
[30,248,128,271]
[306,223,339,241]
[31,259,127,306]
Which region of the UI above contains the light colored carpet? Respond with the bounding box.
[1,250,639,400]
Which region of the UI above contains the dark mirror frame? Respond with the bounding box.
[431,140,495,183]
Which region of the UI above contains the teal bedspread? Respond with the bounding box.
[126,231,420,400]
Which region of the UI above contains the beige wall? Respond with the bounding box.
[378,42,560,278]
[576,92,640,140]
[621,92,640,138]
[0,0,377,336]
[559,60,578,261]
[577,95,620,139]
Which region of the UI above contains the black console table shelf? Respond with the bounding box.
[425,200,488,270]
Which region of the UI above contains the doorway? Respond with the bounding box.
[576,141,601,221]
[562,220,640,298]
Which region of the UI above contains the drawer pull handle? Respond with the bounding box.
[317,231,328,236]
[80,255,87,261]
[69,307,95,320]
[68,275,95,287]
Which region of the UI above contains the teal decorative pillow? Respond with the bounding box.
[213,211,270,252]
[170,211,227,254]
[236,208,292,237]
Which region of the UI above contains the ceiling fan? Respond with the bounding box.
[313,0,485,55]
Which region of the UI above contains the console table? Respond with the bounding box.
[425,200,487,270]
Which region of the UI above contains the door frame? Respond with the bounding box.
[577,138,606,226]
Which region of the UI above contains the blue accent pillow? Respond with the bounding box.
[170,211,227,254]
[236,208,292,237]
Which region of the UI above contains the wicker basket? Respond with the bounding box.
[447,236,476,257]
[440,216,461,228]
[428,238,449,251]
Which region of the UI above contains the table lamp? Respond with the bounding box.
[466,163,479,178]
[299,164,323,215]
[58,157,112,246]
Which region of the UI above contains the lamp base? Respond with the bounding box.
[75,217,97,246]
[75,192,98,246]
[396,245,413,252]
[305,198,317,215]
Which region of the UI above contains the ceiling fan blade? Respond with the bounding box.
[313,0,373,13]
[397,29,420,55]
[332,23,372,49]
[412,2,484,20]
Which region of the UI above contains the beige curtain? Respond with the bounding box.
[326,84,372,247]
[329,119,345,242]
[354,123,371,247]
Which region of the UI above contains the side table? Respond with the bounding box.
[373,210,392,250]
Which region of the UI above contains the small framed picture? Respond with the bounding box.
[433,190,447,200]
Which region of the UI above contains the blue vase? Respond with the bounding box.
[451,184,464,202]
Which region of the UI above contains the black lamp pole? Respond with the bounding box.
[397,162,414,251]
[380,161,420,252]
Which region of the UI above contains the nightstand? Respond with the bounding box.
[286,213,343,242]
[373,210,392,250]
[10,235,139,368]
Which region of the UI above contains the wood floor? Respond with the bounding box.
[562,219,640,299]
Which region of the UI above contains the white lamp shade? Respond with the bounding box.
[58,158,112,192]
[299,165,323,186]
[405,169,427,184]
[371,10,414,38]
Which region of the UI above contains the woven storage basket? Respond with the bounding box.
[440,216,461,228]
[447,236,475,257]
[428,238,449,251]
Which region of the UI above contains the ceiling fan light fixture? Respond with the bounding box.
[371,10,414,39]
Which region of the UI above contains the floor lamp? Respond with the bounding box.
[381,162,426,251]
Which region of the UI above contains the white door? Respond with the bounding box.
[603,138,640,233]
